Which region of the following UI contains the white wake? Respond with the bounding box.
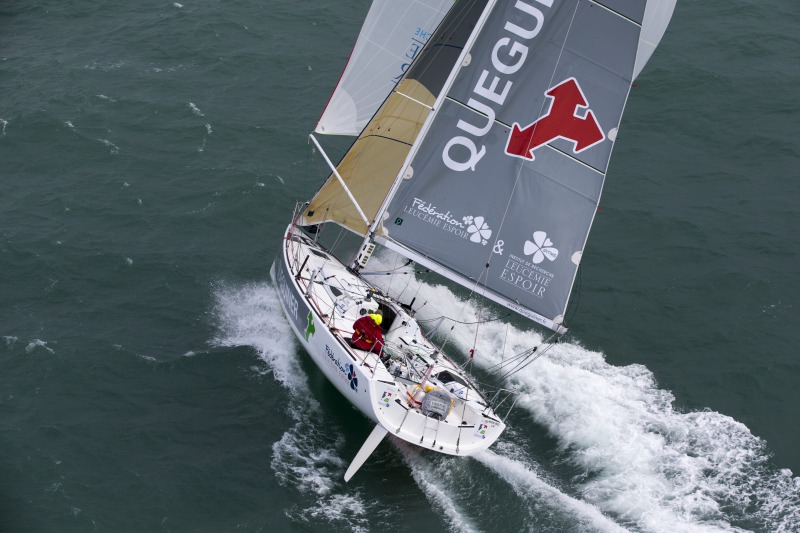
[369,251,800,533]
[210,280,368,530]
[210,278,492,532]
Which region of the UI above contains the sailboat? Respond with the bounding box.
[272,0,675,481]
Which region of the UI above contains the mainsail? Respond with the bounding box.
[304,0,672,333]
[315,0,454,136]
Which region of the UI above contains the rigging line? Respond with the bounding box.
[471,291,486,356]
[416,313,510,326]
[466,290,493,365]
[307,216,326,245]
[469,380,518,394]
[484,330,561,372]
[303,276,371,301]
[484,347,536,372]
[386,251,402,300]
[359,258,415,276]
[502,321,509,364]
[436,247,487,329]
[410,267,430,309]
[438,317,454,355]
[434,290,497,363]
[304,137,311,200]
[499,342,556,380]
[360,270,431,277]
[497,346,546,380]
[400,264,415,302]
[495,350,539,375]
[390,258,422,308]
[451,252,496,357]
[329,224,348,257]
[498,331,563,380]
[399,271,486,359]
[566,266,582,325]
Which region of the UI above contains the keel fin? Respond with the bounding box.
[344,424,388,482]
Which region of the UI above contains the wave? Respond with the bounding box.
[474,447,628,533]
[369,251,800,533]
[208,280,370,532]
[208,258,798,532]
[209,278,501,532]
[396,442,483,533]
[25,338,55,354]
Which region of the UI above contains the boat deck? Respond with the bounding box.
[279,223,505,455]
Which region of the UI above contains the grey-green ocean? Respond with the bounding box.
[2,1,798,531]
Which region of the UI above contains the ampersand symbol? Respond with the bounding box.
[493,240,504,255]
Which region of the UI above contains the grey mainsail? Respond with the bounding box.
[379,1,643,331]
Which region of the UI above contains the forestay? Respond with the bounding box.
[315,0,453,136]
[380,0,644,332]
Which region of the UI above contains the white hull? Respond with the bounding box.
[271,222,505,460]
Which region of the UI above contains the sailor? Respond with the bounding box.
[351,309,384,354]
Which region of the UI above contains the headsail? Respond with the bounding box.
[302,0,492,235]
[634,0,676,79]
[315,0,454,136]
[379,1,646,332]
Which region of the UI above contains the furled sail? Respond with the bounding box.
[379,0,647,332]
[314,0,454,136]
[634,0,676,79]
[302,0,491,234]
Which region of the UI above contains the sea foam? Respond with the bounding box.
[369,251,800,532]
[210,279,371,530]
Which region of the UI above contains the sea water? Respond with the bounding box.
[1,0,798,531]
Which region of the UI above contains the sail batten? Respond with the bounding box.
[397,91,435,110]
[590,0,646,23]
[589,1,645,25]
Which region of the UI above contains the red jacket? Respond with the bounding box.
[352,315,384,352]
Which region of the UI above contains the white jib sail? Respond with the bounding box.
[314,0,453,136]
[634,0,677,79]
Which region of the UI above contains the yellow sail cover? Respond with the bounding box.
[301,79,435,236]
